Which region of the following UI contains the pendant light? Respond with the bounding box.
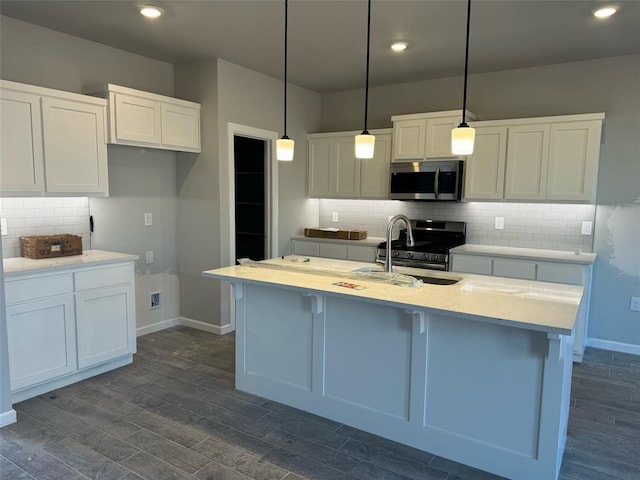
[276,0,294,161]
[451,0,475,155]
[355,0,375,159]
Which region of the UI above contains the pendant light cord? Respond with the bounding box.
[363,0,371,134]
[461,0,471,126]
[283,0,289,138]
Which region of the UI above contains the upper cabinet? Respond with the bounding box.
[84,84,201,153]
[308,129,392,199]
[391,110,476,161]
[0,80,108,197]
[465,113,604,203]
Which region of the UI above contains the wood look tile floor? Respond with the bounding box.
[2,326,639,480]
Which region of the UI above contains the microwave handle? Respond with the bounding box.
[434,167,440,199]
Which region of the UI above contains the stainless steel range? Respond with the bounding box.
[376,219,466,271]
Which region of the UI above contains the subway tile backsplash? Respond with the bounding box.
[0,197,91,258]
[318,200,595,252]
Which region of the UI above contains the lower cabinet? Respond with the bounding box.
[450,252,593,362]
[292,239,378,263]
[5,261,136,401]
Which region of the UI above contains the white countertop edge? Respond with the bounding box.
[3,250,139,277]
[202,259,580,336]
[291,235,385,246]
[450,244,597,264]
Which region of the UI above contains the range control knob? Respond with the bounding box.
[392,250,399,257]
[431,254,439,261]
[406,252,414,259]
[422,254,429,260]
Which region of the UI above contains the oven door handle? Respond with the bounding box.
[434,167,440,199]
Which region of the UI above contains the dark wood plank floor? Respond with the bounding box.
[1,326,639,480]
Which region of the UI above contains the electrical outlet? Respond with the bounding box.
[332,212,339,222]
[145,250,154,264]
[150,291,161,309]
[581,221,593,235]
[144,212,153,226]
[0,217,7,236]
[494,217,505,230]
[630,296,640,313]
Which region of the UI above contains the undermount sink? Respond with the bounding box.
[411,275,460,286]
[351,266,461,286]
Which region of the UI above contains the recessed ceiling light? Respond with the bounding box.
[391,42,408,53]
[593,6,618,18]
[139,5,164,18]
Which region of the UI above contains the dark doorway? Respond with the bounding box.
[234,136,267,261]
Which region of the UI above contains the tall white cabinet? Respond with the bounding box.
[0,80,109,196]
[308,129,392,199]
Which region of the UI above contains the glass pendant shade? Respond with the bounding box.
[276,137,295,161]
[451,125,476,155]
[355,133,375,159]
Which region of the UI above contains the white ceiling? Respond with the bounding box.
[1,0,639,93]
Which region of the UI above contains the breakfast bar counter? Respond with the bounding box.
[203,256,582,480]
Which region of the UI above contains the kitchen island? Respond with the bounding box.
[203,256,583,480]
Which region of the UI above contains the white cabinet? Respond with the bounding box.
[465,113,604,203]
[292,239,377,263]
[450,250,594,362]
[308,129,392,199]
[463,126,507,200]
[0,80,108,196]
[85,84,201,153]
[391,110,476,161]
[4,260,137,402]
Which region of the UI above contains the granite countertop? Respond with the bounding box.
[203,256,583,335]
[450,244,597,265]
[291,235,385,246]
[3,250,139,277]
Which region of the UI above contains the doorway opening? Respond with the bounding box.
[234,136,267,261]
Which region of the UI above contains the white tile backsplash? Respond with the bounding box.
[0,197,91,258]
[318,199,595,252]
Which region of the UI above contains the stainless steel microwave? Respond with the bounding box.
[389,160,464,201]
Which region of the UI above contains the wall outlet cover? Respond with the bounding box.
[581,221,593,235]
[0,217,7,236]
[144,212,153,226]
[630,296,640,313]
[332,212,339,222]
[145,250,154,264]
[495,217,505,230]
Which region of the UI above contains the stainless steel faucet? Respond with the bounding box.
[384,214,414,273]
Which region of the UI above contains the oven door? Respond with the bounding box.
[389,161,463,201]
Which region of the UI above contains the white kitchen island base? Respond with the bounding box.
[204,258,579,480]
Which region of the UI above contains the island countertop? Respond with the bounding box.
[3,249,139,277]
[203,256,583,335]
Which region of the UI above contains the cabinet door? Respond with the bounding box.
[449,254,493,275]
[75,285,135,369]
[505,124,550,200]
[347,245,377,262]
[334,138,360,197]
[41,97,108,194]
[546,121,601,202]
[464,126,507,200]
[318,243,348,259]
[392,119,425,161]
[113,92,161,145]
[160,103,201,152]
[360,133,391,198]
[7,295,76,392]
[308,139,332,197]
[492,258,536,280]
[425,116,459,158]
[0,90,45,193]
[292,240,320,256]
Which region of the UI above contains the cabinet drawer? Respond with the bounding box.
[537,262,584,285]
[493,259,536,280]
[75,263,133,291]
[450,255,492,275]
[347,245,377,262]
[5,273,73,304]
[293,241,319,257]
[319,243,348,259]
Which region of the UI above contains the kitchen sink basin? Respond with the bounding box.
[411,275,460,285]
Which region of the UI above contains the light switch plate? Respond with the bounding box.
[495,217,505,230]
[630,296,640,313]
[0,217,7,236]
[144,212,153,226]
[581,221,593,235]
[145,250,154,264]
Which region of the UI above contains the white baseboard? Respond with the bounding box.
[136,317,180,337]
[0,409,16,428]
[179,316,235,335]
[585,338,640,356]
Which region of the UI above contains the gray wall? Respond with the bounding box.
[174,58,321,328]
[321,54,640,349]
[0,246,13,425]
[0,16,180,331]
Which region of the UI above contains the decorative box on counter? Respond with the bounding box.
[304,228,367,240]
[20,234,83,259]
